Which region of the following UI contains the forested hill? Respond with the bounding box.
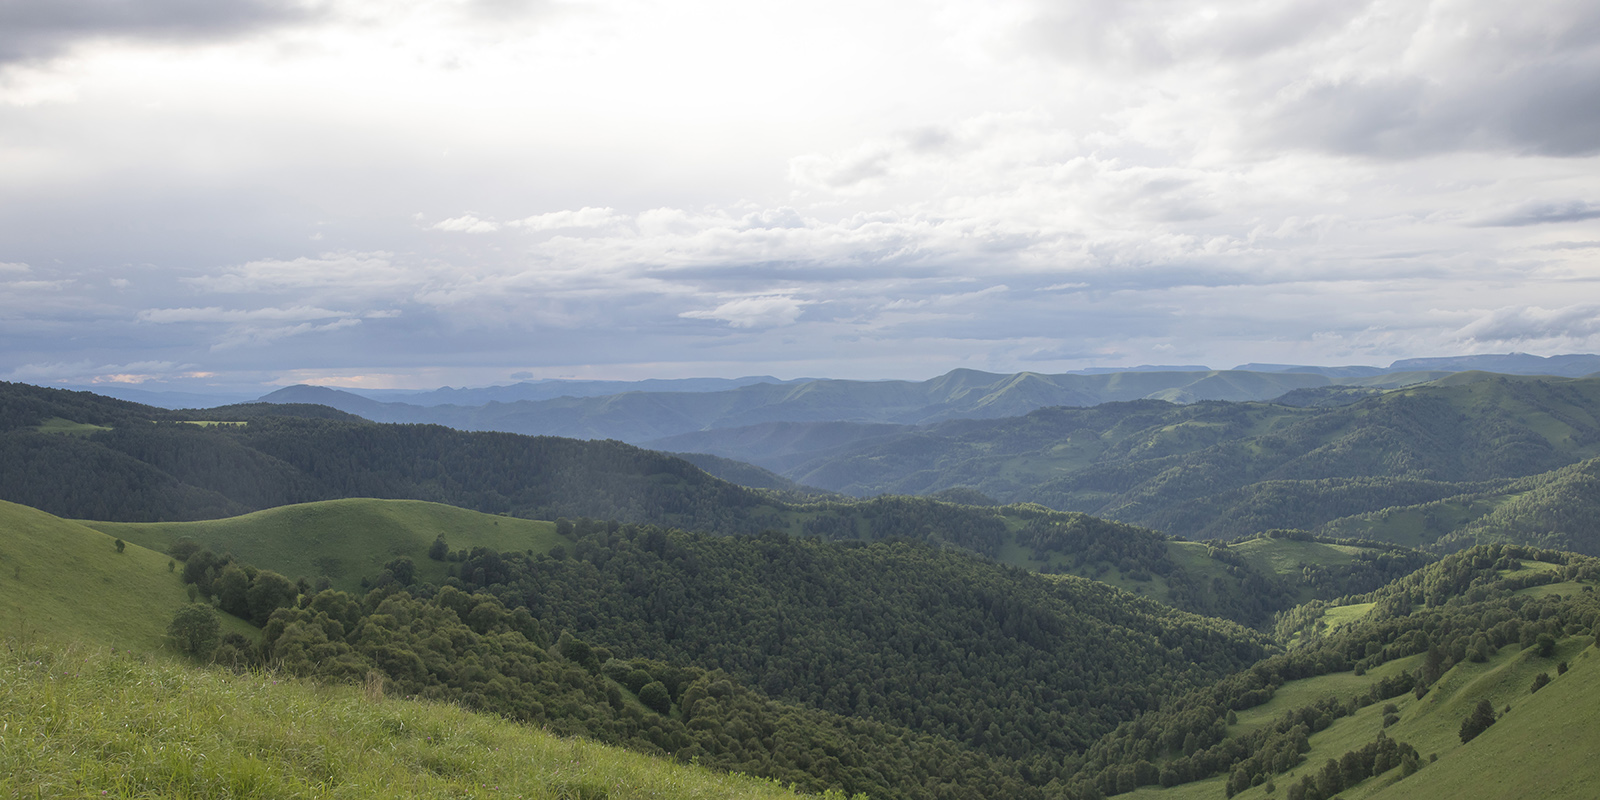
[670,373,1600,551]
[2,381,1438,630]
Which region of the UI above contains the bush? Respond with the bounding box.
[167,603,220,657]
[638,681,672,715]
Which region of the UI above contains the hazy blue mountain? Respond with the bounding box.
[1386,352,1600,376]
[368,375,805,406]
[257,368,1340,443]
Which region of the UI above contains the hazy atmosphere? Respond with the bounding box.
[3,0,1598,392]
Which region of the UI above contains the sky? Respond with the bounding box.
[2,0,1598,392]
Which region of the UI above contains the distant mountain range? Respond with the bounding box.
[254,367,1458,443]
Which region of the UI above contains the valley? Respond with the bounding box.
[4,366,1600,799]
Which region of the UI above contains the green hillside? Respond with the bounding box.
[0,640,826,800]
[86,498,572,593]
[678,374,1600,550]
[1366,640,1599,800]
[1324,456,1600,555]
[1067,544,1600,800]
[0,500,252,651]
[0,378,1437,629]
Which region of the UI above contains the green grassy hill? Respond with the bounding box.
[0,640,824,800]
[0,500,252,651]
[85,498,572,593]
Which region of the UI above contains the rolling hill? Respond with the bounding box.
[659,373,1600,551]
[84,498,572,594]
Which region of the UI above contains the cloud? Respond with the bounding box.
[7,359,185,383]
[679,295,809,328]
[137,305,351,324]
[510,207,622,232]
[186,252,414,293]
[0,0,325,64]
[0,261,29,273]
[1472,200,1600,227]
[432,214,500,234]
[1457,305,1600,344]
[211,317,362,350]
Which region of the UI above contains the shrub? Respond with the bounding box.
[167,603,220,657]
[638,681,672,715]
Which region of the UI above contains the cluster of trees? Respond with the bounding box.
[1279,734,1421,800]
[178,547,304,625]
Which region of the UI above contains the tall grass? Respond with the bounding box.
[0,641,833,800]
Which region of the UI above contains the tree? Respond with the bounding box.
[382,556,416,586]
[639,680,672,715]
[1459,699,1497,743]
[428,535,449,561]
[1531,672,1551,693]
[114,538,125,553]
[167,603,220,657]
[246,570,299,626]
[214,564,252,618]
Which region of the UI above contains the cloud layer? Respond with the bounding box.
[1,0,1598,390]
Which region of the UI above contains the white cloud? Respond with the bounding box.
[680,295,809,328]
[510,206,622,231]
[137,305,351,323]
[432,214,500,233]
[212,317,363,350]
[1457,305,1600,344]
[186,252,414,293]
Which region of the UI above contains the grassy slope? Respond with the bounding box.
[1123,572,1600,800]
[0,500,253,651]
[1366,640,1600,800]
[0,642,817,800]
[86,498,572,593]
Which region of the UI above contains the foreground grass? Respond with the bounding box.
[0,641,829,800]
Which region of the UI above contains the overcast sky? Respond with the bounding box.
[2,0,1598,391]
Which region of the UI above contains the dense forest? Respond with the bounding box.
[167,523,1268,799]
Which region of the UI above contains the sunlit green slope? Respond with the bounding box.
[86,498,572,593]
[0,499,251,650]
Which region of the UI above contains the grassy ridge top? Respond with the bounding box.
[86,498,571,593]
[0,500,252,651]
[0,641,822,800]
